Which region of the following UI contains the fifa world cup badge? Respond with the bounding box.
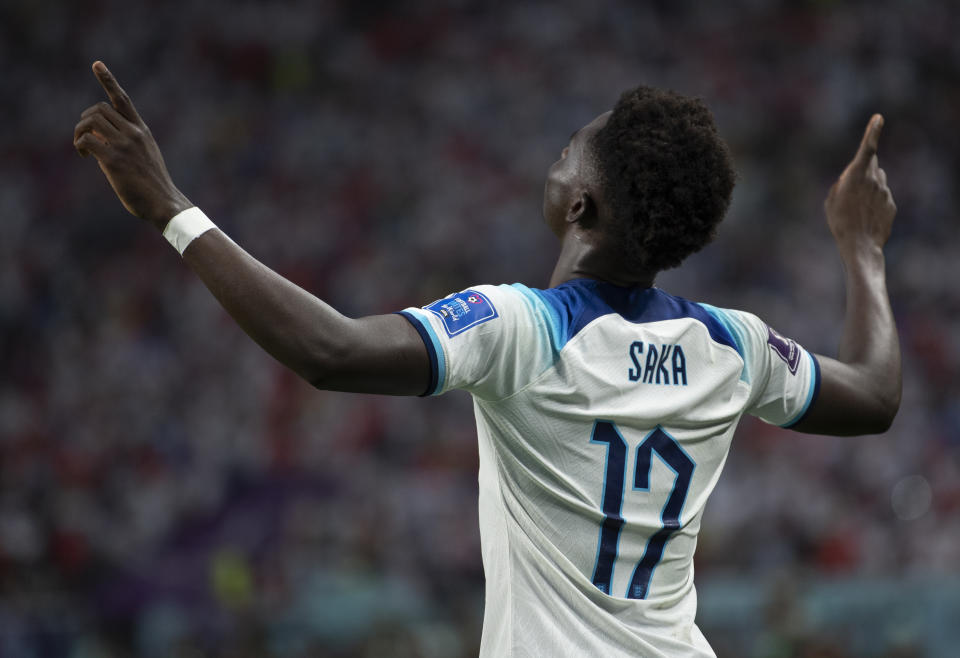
[425,290,499,337]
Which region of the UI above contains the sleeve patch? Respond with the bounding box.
[424,289,499,337]
[767,326,800,374]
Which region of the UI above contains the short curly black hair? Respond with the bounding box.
[589,86,735,275]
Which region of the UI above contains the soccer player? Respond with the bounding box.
[74,61,899,657]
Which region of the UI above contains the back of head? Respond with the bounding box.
[590,86,736,277]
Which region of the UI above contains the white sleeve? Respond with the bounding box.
[397,284,556,400]
[700,305,821,428]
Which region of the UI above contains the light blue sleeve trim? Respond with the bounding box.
[780,351,821,428]
[696,303,749,383]
[403,308,448,395]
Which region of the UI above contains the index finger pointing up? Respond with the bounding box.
[92,61,142,124]
[852,114,884,172]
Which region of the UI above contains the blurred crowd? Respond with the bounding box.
[2,0,959,656]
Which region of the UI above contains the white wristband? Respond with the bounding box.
[163,207,217,255]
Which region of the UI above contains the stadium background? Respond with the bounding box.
[2,0,959,656]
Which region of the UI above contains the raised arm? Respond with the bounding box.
[791,115,900,435]
[74,62,429,396]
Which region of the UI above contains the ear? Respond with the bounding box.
[566,191,597,227]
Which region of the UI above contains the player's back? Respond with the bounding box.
[400,279,819,657]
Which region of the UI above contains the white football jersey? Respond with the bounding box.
[399,279,820,657]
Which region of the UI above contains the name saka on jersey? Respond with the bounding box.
[628,341,687,385]
[398,278,819,658]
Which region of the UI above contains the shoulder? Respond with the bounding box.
[410,284,509,338]
[695,303,801,366]
[692,303,766,360]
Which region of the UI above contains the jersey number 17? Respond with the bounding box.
[589,421,695,599]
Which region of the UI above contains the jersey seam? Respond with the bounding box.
[487,425,516,657]
[481,313,609,404]
[694,303,745,359]
[485,285,566,403]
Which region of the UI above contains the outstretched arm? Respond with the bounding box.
[74,62,430,395]
[791,115,900,435]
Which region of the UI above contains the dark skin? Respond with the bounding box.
[74,61,900,434]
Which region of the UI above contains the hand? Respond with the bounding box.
[824,114,897,259]
[74,61,192,230]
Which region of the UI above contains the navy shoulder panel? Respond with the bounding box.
[530,279,738,353]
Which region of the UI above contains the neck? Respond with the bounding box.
[548,228,655,289]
